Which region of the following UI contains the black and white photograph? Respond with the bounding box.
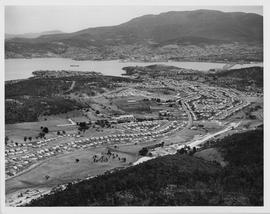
[1,0,269,213]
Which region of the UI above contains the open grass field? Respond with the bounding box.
[161,128,204,145]
[5,119,78,143]
[113,96,151,113]
[107,140,164,156]
[6,146,137,196]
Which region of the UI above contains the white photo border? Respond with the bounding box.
[0,0,269,213]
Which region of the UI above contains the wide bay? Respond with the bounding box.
[5,58,263,81]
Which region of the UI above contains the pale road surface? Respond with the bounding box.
[176,99,193,128]
[64,81,76,94]
[57,118,76,127]
[183,121,241,149]
[134,121,242,165]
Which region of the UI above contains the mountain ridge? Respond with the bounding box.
[5,10,263,60]
[8,10,263,44]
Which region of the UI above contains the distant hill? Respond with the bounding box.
[10,10,263,45]
[214,66,263,88]
[216,66,263,78]
[5,10,263,60]
[26,129,263,206]
[5,30,64,40]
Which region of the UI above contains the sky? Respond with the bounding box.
[5,5,263,34]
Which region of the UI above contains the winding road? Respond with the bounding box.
[64,81,76,94]
[176,99,193,129]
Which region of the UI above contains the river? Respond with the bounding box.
[5,58,263,81]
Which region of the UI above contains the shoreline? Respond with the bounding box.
[4,58,264,82]
[5,56,263,64]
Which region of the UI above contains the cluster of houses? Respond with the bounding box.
[5,134,81,177]
[5,117,187,178]
[116,80,170,90]
[6,78,252,178]
[112,115,135,123]
[214,101,250,120]
[106,87,154,98]
[123,120,185,135]
[172,81,249,121]
[112,77,254,124]
[123,120,162,132]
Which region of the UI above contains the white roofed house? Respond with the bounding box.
[113,115,135,123]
